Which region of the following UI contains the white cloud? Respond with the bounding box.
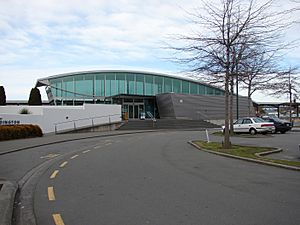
[0,0,299,101]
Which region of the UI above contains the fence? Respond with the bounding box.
[54,114,121,134]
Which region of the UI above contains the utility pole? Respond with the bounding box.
[236,65,239,120]
[289,70,292,123]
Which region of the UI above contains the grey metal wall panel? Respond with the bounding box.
[156,93,176,118]
[156,93,255,120]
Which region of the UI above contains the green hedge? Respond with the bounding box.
[0,125,43,141]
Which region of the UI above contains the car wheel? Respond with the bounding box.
[249,128,257,135]
[280,131,286,134]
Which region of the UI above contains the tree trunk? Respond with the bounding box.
[248,82,251,116]
[230,76,234,135]
[224,75,231,149]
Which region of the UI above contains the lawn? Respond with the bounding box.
[192,140,300,168]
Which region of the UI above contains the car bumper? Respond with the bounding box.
[256,127,275,133]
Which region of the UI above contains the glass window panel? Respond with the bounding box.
[86,75,94,97]
[50,79,59,97]
[207,87,215,95]
[63,77,74,98]
[182,81,189,94]
[126,73,135,95]
[154,76,163,94]
[215,89,224,95]
[164,78,172,93]
[116,73,126,94]
[136,74,144,95]
[215,89,220,95]
[56,80,62,97]
[173,79,181,93]
[190,83,198,94]
[106,74,116,96]
[95,74,105,96]
[75,75,93,98]
[198,85,206,94]
[145,75,153,95]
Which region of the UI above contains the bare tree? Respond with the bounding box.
[263,67,300,121]
[170,0,293,148]
[238,47,280,115]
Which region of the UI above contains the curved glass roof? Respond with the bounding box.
[37,70,224,99]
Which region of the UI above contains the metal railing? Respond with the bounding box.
[146,111,156,127]
[54,114,121,134]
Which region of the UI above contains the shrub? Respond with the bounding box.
[28,87,42,105]
[19,108,31,114]
[0,124,43,141]
[0,86,6,105]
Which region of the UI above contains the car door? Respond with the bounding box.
[233,119,244,133]
[242,118,253,132]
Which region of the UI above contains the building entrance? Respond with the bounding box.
[113,95,157,120]
[123,103,144,119]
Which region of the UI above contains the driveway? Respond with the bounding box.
[0,130,299,225]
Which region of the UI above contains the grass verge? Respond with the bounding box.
[192,140,300,168]
[212,131,272,138]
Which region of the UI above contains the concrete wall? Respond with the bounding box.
[0,104,121,134]
[156,93,255,120]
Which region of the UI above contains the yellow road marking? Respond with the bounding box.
[50,170,59,179]
[70,154,79,159]
[105,143,112,146]
[82,150,91,154]
[94,146,102,149]
[53,214,65,225]
[48,187,56,201]
[59,161,68,168]
[40,153,60,159]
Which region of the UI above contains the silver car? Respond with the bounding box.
[222,117,275,135]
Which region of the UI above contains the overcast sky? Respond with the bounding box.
[0,0,299,102]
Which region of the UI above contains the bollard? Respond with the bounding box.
[206,129,210,143]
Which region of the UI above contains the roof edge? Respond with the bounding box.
[36,69,224,91]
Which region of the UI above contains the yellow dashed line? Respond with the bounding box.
[59,161,68,168]
[53,214,65,225]
[70,154,79,159]
[48,187,56,201]
[82,150,91,154]
[50,170,59,179]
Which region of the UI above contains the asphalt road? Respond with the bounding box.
[1,131,300,225]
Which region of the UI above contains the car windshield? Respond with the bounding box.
[269,117,281,122]
[253,117,266,123]
[263,116,282,122]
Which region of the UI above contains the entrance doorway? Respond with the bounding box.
[124,103,144,119]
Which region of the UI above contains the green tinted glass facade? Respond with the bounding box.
[48,71,224,101]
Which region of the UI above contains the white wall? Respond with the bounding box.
[0,104,122,133]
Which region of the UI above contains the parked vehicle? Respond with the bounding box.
[222,117,275,135]
[261,116,292,134]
